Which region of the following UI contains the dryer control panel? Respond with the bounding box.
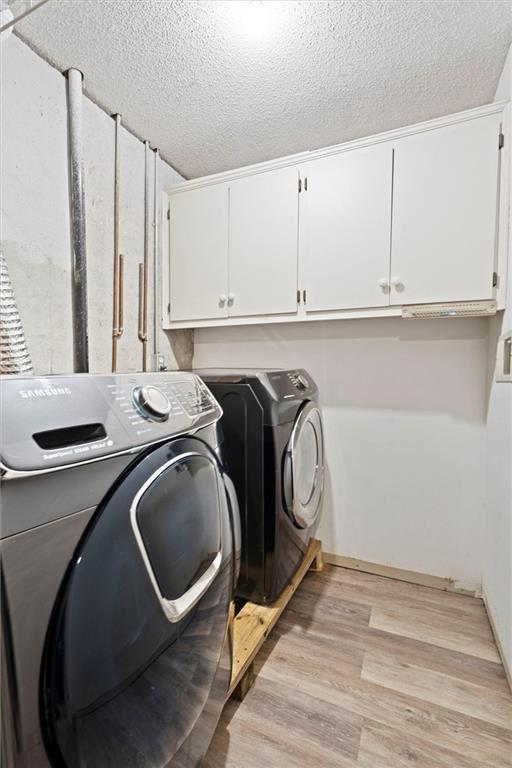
[0,373,221,473]
[197,368,319,426]
[286,371,310,392]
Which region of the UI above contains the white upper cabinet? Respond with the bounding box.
[163,105,506,329]
[169,184,229,322]
[390,114,501,306]
[228,165,300,317]
[300,144,393,311]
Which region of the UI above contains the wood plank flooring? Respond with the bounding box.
[204,564,512,768]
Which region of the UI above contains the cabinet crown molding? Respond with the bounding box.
[165,101,507,194]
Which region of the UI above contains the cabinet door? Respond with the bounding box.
[390,115,501,305]
[301,144,393,312]
[228,166,299,317]
[169,184,228,322]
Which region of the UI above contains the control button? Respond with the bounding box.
[296,375,309,391]
[133,385,171,421]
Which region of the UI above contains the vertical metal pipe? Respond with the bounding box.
[138,262,145,355]
[67,68,89,373]
[112,114,123,371]
[152,147,160,367]
[143,140,150,370]
[138,140,150,371]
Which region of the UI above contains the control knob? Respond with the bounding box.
[133,385,171,421]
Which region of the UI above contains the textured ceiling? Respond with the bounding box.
[17,0,512,179]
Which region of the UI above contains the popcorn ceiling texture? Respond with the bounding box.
[18,0,512,179]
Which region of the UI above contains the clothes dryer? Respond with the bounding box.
[197,369,324,605]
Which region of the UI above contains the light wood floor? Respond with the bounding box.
[204,564,512,768]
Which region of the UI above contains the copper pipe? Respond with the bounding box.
[152,147,160,364]
[138,262,147,371]
[138,263,144,337]
[112,114,123,371]
[138,140,150,372]
[118,255,124,337]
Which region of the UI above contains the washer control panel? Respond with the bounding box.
[0,372,221,472]
[105,373,218,439]
[132,385,171,421]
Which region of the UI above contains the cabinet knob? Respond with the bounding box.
[378,278,390,294]
[390,276,405,291]
[227,293,235,306]
[219,294,227,306]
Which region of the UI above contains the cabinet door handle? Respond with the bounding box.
[378,278,390,288]
[227,293,235,306]
[219,294,227,306]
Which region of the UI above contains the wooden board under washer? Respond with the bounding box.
[228,538,323,700]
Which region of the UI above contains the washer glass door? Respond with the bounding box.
[284,402,324,529]
[41,437,232,768]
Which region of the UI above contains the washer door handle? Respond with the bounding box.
[130,452,222,623]
[156,551,222,623]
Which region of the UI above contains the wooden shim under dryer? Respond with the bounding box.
[227,538,323,701]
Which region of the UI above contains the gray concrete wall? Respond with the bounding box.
[1,35,192,374]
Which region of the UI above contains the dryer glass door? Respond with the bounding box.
[285,402,324,529]
[41,437,233,768]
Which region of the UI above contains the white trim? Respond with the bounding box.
[161,189,170,330]
[163,304,403,330]
[483,594,512,693]
[164,102,507,194]
[324,552,479,596]
[496,103,510,310]
[162,303,504,331]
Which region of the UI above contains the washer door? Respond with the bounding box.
[284,401,324,529]
[41,437,233,768]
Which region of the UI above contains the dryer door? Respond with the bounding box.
[284,401,324,529]
[41,437,233,768]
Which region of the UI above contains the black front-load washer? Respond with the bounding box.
[197,368,324,605]
[0,372,240,768]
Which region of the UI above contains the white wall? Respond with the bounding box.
[194,317,489,591]
[1,35,191,374]
[483,47,512,676]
